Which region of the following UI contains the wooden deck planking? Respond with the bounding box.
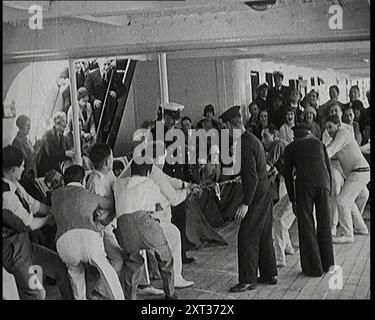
[311,243,346,300]
[352,244,371,299]
[338,228,370,299]
[45,208,370,300]
[340,235,370,299]
[311,236,364,299]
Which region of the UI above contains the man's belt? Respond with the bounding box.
[352,167,370,173]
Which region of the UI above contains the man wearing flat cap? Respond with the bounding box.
[254,83,269,112]
[84,57,126,142]
[151,102,196,264]
[219,106,277,292]
[283,125,334,277]
[267,71,291,109]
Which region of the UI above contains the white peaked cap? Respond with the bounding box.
[161,102,184,112]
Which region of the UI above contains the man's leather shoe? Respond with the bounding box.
[257,276,278,285]
[182,256,195,264]
[165,293,178,300]
[229,283,256,292]
[137,285,164,295]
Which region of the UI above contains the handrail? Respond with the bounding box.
[96,67,115,142]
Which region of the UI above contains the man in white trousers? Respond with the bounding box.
[325,114,369,244]
[51,165,125,300]
[322,103,354,236]
[262,127,295,267]
[86,143,163,297]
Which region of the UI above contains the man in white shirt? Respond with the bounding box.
[325,115,369,244]
[322,103,354,236]
[86,143,163,297]
[118,142,196,290]
[114,160,177,300]
[2,145,73,300]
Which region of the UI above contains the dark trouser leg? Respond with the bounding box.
[238,217,261,284]
[140,214,174,298]
[93,106,102,130]
[3,234,46,300]
[237,187,271,284]
[258,192,277,279]
[115,212,174,299]
[113,220,142,300]
[295,186,323,276]
[101,98,117,142]
[171,201,189,259]
[314,187,334,272]
[146,250,161,279]
[30,241,73,300]
[122,252,144,300]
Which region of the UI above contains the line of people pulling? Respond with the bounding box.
[3,135,208,299]
[3,74,370,298]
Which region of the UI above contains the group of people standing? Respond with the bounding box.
[236,71,371,284]
[3,66,370,299]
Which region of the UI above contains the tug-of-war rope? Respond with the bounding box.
[189,176,242,201]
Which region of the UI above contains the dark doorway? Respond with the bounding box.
[250,71,260,102]
[265,72,273,88]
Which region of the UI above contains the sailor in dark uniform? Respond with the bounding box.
[220,106,277,292]
[151,102,195,264]
[283,125,334,277]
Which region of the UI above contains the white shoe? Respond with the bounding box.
[354,228,368,235]
[137,285,164,295]
[285,246,294,255]
[175,279,194,289]
[332,236,354,244]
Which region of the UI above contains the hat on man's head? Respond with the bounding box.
[257,82,268,91]
[292,125,311,137]
[77,87,89,100]
[303,106,317,118]
[16,114,30,129]
[161,102,184,120]
[273,71,284,78]
[219,105,241,123]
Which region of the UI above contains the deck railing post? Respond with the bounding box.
[158,53,169,105]
[68,59,82,165]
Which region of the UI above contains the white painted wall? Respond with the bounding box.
[230,58,370,109]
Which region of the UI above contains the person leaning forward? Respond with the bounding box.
[2,145,73,300]
[219,106,277,293]
[283,125,334,277]
[114,160,176,300]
